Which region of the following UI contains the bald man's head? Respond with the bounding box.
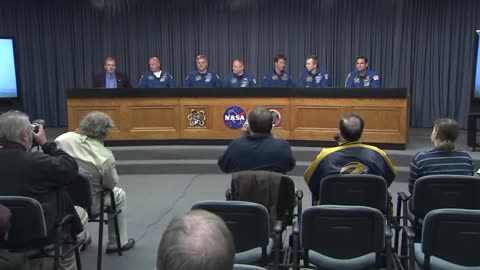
[149,57,161,72]
[339,113,364,142]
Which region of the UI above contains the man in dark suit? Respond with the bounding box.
[93,57,132,88]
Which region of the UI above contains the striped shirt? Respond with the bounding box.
[409,148,474,193]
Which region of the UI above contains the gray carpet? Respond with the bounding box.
[78,174,409,270]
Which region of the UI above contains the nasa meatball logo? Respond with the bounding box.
[224,106,247,129]
[270,109,282,127]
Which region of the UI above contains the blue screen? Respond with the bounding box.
[475,32,480,98]
[0,39,18,98]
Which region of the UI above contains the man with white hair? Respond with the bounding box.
[0,110,88,270]
[55,111,135,253]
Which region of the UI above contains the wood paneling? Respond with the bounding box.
[67,96,408,144]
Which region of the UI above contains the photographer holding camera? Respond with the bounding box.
[0,110,88,270]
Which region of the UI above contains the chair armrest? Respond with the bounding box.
[403,226,415,239]
[295,190,303,226]
[398,192,410,202]
[384,224,393,239]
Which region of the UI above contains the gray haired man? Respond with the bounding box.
[55,111,135,253]
[156,210,235,270]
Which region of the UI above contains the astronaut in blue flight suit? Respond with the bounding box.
[262,54,294,88]
[297,55,330,88]
[345,56,381,88]
[224,58,257,88]
[184,54,222,88]
[138,57,176,88]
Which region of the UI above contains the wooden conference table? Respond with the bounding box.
[66,88,409,148]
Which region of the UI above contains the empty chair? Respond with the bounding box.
[403,209,480,270]
[397,175,480,252]
[318,174,390,220]
[298,205,393,270]
[191,201,273,265]
[0,196,82,270]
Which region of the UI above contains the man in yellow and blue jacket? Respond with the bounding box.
[304,113,396,200]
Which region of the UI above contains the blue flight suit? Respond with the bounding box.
[297,67,330,88]
[345,70,381,88]
[262,69,294,87]
[184,70,222,87]
[224,72,257,88]
[138,71,176,88]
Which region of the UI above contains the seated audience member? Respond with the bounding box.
[218,106,296,173]
[156,210,235,270]
[55,111,135,253]
[409,118,473,194]
[224,58,257,88]
[304,113,396,200]
[93,57,132,88]
[184,55,222,87]
[262,54,294,88]
[0,111,88,270]
[345,56,381,88]
[138,56,176,88]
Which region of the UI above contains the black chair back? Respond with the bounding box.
[192,201,270,253]
[230,171,296,225]
[0,196,47,251]
[301,205,385,259]
[319,174,388,214]
[67,171,93,215]
[411,175,480,219]
[422,209,480,267]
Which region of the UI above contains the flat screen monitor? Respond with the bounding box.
[0,38,19,98]
[473,31,480,99]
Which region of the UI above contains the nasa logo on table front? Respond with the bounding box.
[224,106,247,129]
[269,109,282,127]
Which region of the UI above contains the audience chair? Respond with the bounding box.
[403,209,480,270]
[67,171,122,270]
[192,201,275,266]
[396,175,480,261]
[227,171,303,230]
[0,196,82,270]
[318,174,391,223]
[297,205,393,270]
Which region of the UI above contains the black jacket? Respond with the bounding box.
[0,141,82,244]
[218,134,296,174]
[93,71,132,88]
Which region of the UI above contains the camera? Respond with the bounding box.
[31,119,46,147]
[31,119,45,133]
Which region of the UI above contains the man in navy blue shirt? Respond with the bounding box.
[345,56,381,88]
[138,57,176,88]
[262,54,294,88]
[224,58,257,88]
[184,55,222,88]
[218,106,295,173]
[297,55,330,88]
